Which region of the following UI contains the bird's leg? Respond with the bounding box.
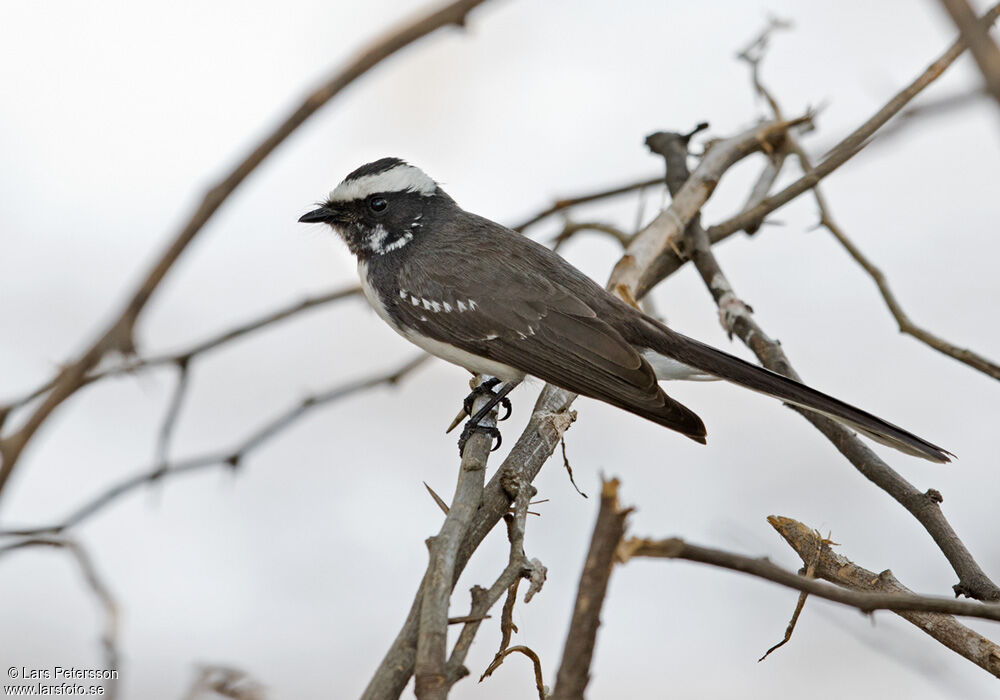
[457,379,521,456]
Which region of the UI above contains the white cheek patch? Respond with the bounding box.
[329,164,436,202]
[366,225,414,255]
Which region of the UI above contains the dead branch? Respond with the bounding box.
[645,129,1000,601]
[608,114,812,298]
[446,478,542,687]
[0,537,120,698]
[707,2,1000,241]
[1,286,362,418]
[414,382,499,699]
[736,22,1000,382]
[937,0,1000,109]
[550,478,631,700]
[619,535,1000,623]
[514,176,663,233]
[769,516,1000,677]
[0,355,427,537]
[479,645,546,700]
[0,0,493,499]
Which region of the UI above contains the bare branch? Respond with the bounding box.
[550,478,631,700]
[736,21,1000,382]
[2,286,362,417]
[0,0,494,499]
[620,535,1000,622]
[770,515,1000,677]
[415,380,498,700]
[646,129,1000,601]
[608,114,812,299]
[707,3,1000,241]
[513,177,663,233]
[0,355,427,537]
[446,479,541,686]
[936,0,1000,109]
[0,537,120,698]
[479,645,547,700]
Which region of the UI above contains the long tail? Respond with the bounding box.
[638,318,953,463]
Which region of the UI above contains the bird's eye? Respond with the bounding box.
[368,196,388,213]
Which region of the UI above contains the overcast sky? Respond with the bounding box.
[1,1,999,698]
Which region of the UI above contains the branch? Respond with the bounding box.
[1,286,362,418]
[0,537,120,698]
[414,379,499,700]
[0,0,494,499]
[936,0,1000,109]
[619,535,1000,623]
[513,176,663,233]
[736,22,1000,382]
[608,114,812,299]
[550,478,631,700]
[706,2,1000,241]
[446,478,543,687]
[646,130,1000,601]
[769,516,1000,678]
[0,355,428,537]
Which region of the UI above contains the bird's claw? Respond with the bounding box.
[458,421,502,456]
[462,378,512,422]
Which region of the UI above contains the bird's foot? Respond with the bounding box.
[458,421,502,456]
[462,378,512,421]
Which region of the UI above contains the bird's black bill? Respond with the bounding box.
[298,206,336,224]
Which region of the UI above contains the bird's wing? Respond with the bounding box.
[395,246,706,440]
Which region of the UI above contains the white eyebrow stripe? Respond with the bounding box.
[329,164,436,202]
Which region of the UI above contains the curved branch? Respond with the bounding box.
[0,0,494,499]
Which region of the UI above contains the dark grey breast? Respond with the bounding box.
[389,212,707,442]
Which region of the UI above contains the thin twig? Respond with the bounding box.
[479,645,547,700]
[706,3,1000,241]
[0,355,428,537]
[513,177,664,233]
[0,0,493,499]
[0,537,120,698]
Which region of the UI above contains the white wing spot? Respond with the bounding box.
[442,302,452,313]
[457,300,468,312]
[422,299,433,310]
[467,299,479,310]
[410,295,420,306]
[399,289,408,300]
[430,301,441,312]
[484,333,500,340]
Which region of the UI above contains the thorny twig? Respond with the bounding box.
[0,355,428,537]
[0,0,494,498]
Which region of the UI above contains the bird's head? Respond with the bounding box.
[299,157,443,259]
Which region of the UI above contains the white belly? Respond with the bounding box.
[358,260,524,382]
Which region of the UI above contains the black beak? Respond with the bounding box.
[298,206,337,224]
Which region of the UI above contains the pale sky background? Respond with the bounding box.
[1,1,999,698]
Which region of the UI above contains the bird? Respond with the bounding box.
[299,157,952,463]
